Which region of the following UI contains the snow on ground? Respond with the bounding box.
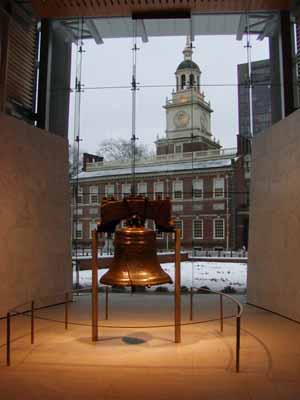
[74,261,247,293]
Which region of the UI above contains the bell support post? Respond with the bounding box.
[175,228,181,343]
[92,229,99,341]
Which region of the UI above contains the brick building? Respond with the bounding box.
[73,40,250,253]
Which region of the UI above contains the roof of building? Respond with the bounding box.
[176,60,200,72]
[76,158,233,181]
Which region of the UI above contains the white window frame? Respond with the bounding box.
[73,208,83,216]
[173,219,183,239]
[213,203,225,211]
[193,179,203,199]
[213,218,225,240]
[213,177,225,199]
[74,222,83,240]
[172,204,183,212]
[193,219,203,239]
[90,186,99,204]
[173,181,183,200]
[138,182,147,197]
[89,221,98,239]
[154,182,164,200]
[175,143,183,153]
[105,184,115,198]
[77,186,83,204]
[122,183,131,198]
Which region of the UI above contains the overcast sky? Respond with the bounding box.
[68,34,269,154]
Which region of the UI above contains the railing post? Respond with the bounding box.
[220,294,223,333]
[65,292,69,330]
[31,301,34,345]
[6,312,10,367]
[236,305,241,373]
[189,286,193,321]
[105,286,109,320]
[174,229,181,343]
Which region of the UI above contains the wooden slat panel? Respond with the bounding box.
[296,19,300,102]
[0,11,9,112]
[31,0,293,18]
[6,13,37,113]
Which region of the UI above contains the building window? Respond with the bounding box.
[173,181,183,200]
[193,179,203,199]
[154,182,164,199]
[194,204,203,211]
[213,178,225,199]
[90,186,99,204]
[213,219,225,239]
[138,182,147,197]
[193,219,203,239]
[74,222,83,240]
[89,208,98,215]
[172,204,183,212]
[122,183,131,198]
[175,144,182,153]
[213,203,225,211]
[76,186,83,204]
[189,74,195,87]
[89,221,98,239]
[73,208,83,216]
[105,184,115,198]
[181,74,186,89]
[173,219,183,239]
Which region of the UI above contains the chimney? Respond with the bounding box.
[82,153,103,171]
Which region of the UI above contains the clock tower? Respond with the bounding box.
[156,38,220,156]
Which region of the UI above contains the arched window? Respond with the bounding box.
[197,76,200,89]
[181,74,186,89]
[176,76,179,91]
[189,74,195,87]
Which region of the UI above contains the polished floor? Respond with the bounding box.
[0,292,300,400]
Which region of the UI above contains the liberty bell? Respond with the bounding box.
[98,196,174,287]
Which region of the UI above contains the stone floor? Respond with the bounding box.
[1,292,300,400]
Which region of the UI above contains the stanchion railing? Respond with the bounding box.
[3,285,243,373]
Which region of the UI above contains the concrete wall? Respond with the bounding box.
[0,113,72,316]
[248,109,300,321]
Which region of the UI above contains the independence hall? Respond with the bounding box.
[73,40,250,253]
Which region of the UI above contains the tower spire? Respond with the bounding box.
[183,35,192,60]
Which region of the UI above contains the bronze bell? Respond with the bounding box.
[100,226,172,287]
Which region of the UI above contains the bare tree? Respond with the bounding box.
[97,138,153,161]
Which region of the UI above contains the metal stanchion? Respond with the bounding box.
[189,286,193,321]
[31,301,34,345]
[105,286,109,320]
[6,312,10,366]
[220,294,224,333]
[174,229,181,343]
[92,229,99,341]
[65,292,69,330]
[236,305,241,373]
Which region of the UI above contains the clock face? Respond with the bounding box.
[174,110,190,128]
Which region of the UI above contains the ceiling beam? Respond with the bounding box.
[52,21,78,43]
[236,14,247,40]
[85,19,104,45]
[257,15,279,40]
[190,14,195,42]
[137,19,148,43]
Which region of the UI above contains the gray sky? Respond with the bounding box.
[68,34,269,154]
